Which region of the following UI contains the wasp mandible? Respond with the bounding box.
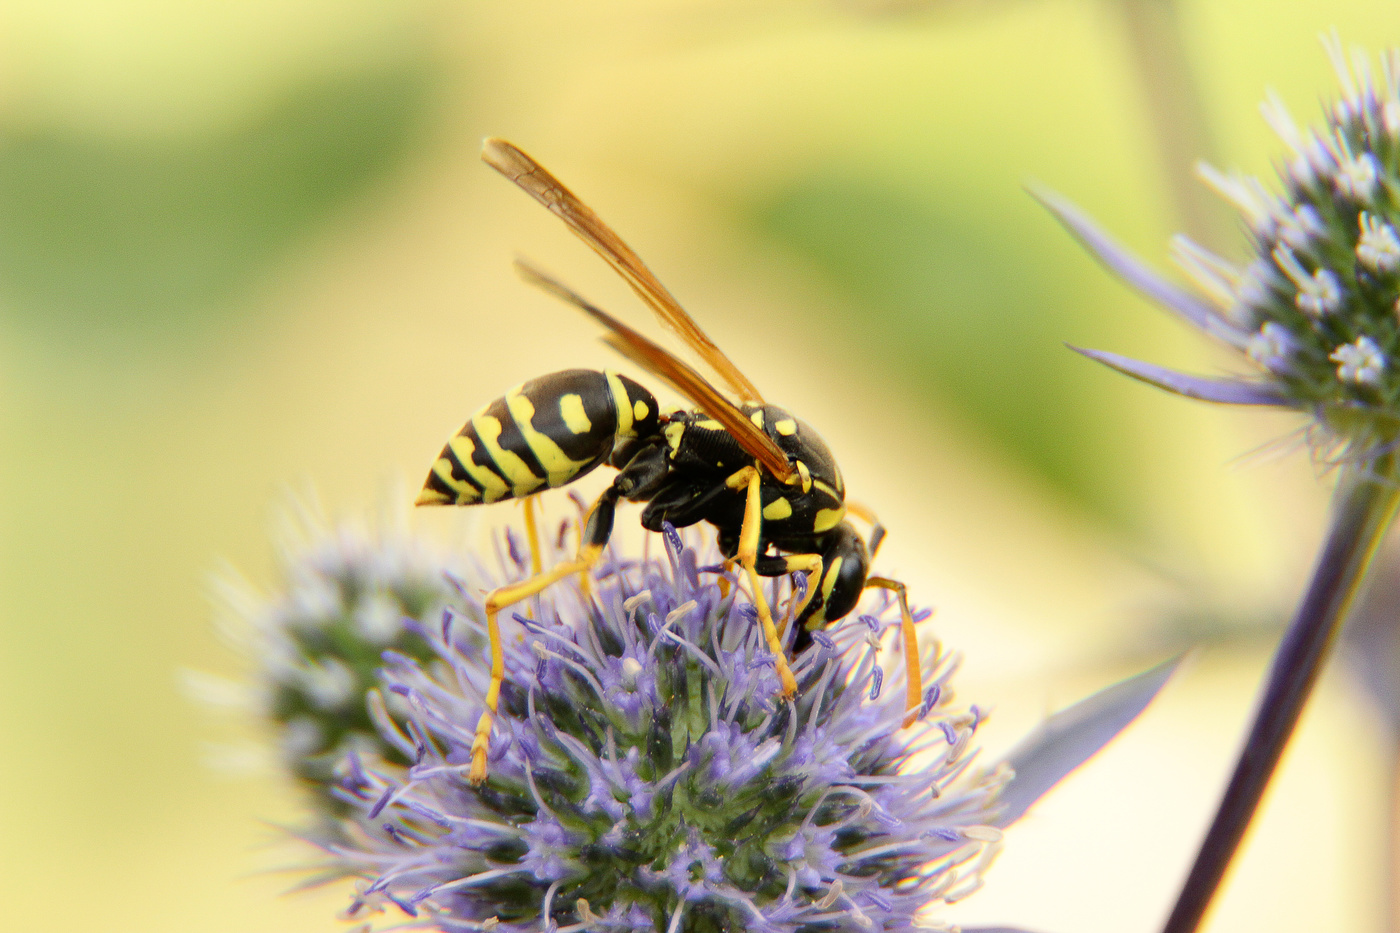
[417,139,923,783]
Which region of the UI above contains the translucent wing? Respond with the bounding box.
[516,261,793,482]
[482,137,766,404]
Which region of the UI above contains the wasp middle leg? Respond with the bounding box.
[725,465,798,699]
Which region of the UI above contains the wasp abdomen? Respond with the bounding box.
[417,368,659,506]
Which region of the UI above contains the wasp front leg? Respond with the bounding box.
[769,522,871,655]
[751,551,823,636]
[725,465,798,699]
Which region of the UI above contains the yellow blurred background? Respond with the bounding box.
[2,1,1398,931]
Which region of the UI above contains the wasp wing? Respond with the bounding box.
[483,137,766,405]
[516,261,792,482]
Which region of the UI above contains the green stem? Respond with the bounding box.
[1162,457,1400,933]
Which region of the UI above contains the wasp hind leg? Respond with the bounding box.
[469,493,615,785]
[469,444,669,785]
[726,465,798,699]
[520,494,543,576]
[471,542,605,784]
[864,576,925,728]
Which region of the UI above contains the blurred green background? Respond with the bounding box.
[2,1,1398,931]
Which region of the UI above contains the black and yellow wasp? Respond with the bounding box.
[417,139,922,783]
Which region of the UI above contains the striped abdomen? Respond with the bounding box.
[416,369,659,506]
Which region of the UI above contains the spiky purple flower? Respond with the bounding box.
[310,521,1005,932]
[1042,36,1400,467]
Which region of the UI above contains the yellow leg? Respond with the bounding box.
[726,466,798,698]
[716,561,733,599]
[865,576,924,728]
[574,516,594,603]
[774,553,823,637]
[521,495,543,576]
[469,542,605,784]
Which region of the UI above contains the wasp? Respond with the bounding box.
[417,139,923,783]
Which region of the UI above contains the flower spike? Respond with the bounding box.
[1046,36,1400,933]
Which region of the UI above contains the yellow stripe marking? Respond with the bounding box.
[559,393,592,434]
[695,419,724,432]
[605,370,635,437]
[812,479,841,501]
[749,409,765,428]
[775,418,797,436]
[813,506,845,533]
[794,460,813,493]
[472,411,546,498]
[416,479,457,505]
[505,393,590,487]
[664,421,686,451]
[762,497,793,521]
[447,434,507,502]
[822,556,844,603]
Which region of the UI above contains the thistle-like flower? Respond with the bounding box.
[221,497,1178,932]
[1041,37,1400,468]
[314,521,1006,933]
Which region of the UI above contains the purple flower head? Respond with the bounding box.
[1041,37,1400,467]
[309,518,1004,933]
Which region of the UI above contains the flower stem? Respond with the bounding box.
[1162,458,1400,933]
[1111,0,1235,253]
